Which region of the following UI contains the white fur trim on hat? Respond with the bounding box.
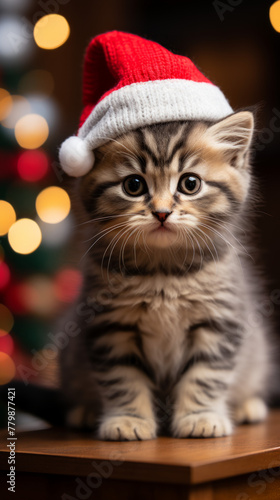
[59,136,95,177]
[78,79,233,148]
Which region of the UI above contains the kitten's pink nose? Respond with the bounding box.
[152,211,172,222]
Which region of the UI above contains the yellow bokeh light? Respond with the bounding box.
[34,14,70,50]
[1,95,31,129]
[0,304,14,332]
[15,113,49,149]
[36,186,71,224]
[0,88,13,121]
[8,218,42,255]
[0,201,16,236]
[0,352,16,385]
[270,1,280,32]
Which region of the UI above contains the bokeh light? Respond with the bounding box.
[270,1,280,32]
[0,261,11,290]
[54,268,83,303]
[0,304,14,332]
[0,330,14,356]
[0,16,34,66]
[33,14,70,50]
[8,218,42,255]
[24,276,58,316]
[0,200,16,236]
[36,186,71,224]
[17,150,49,182]
[4,283,29,315]
[15,113,49,149]
[1,95,30,129]
[0,352,16,385]
[19,70,54,97]
[0,88,13,121]
[39,217,72,247]
[27,95,60,132]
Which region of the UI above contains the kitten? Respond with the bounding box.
[60,112,271,440]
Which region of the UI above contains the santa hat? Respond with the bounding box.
[59,31,233,177]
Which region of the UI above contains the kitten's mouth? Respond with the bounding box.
[156,225,172,232]
[152,223,174,233]
[146,222,177,248]
[149,222,177,237]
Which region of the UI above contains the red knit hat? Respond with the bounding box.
[59,31,233,177]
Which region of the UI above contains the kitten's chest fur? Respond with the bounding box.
[92,267,229,383]
[137,278,189,381]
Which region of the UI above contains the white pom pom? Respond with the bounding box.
[59,136,95,177]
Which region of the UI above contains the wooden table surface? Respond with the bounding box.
[0,410,280,499]
[1,410,280,484]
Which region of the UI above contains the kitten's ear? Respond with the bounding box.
[208,111,254,169]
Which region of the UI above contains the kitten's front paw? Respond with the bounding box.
[172,411,233,438]
[98,415,157,441]
[234,397,268,424]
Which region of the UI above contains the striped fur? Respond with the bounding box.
[60,112,271,440]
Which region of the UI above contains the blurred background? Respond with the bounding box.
[0,0,280,427]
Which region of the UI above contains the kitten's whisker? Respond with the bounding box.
[119,228,130,272]
[193,226,219,266]
[188,231,196,272]
[104,225,132,283]
[195,225,219,261]
[199,215,249,252]
[103,225,132,281]
[198,222,237,252]
[133,227,142,271]
[142,228,152,258]
[180,227,189,267]
[76,213,132,228]
[200,214,246,235]
[83,221,128,243]
[81,222,128,260]
[108,224,136,279]
[101,224,129,275]
[190,230,204,271]
[120,226,140,273]
[118,226,134,273]
[182,227,196,271]
[198,221,252,260]
[198,222,246,275]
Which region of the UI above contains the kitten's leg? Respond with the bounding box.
[171,360,234,438]
[234,396,268,424]
[231,326,270,424]
[64,326,157,440]
[96,365,157,441]
[88,328,157,440]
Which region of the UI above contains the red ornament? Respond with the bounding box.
[17,150,49,182]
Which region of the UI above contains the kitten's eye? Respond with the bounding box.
[178,174,201,195]
[123,176,147,197]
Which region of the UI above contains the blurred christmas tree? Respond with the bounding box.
[0,0,81,426]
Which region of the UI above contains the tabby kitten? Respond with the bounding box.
[60,111,271,440]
